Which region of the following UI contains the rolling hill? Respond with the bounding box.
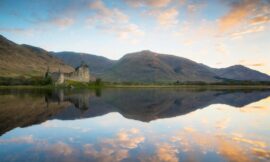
[0,35,73,77]
[55,50,270,83]
[101,50,219,82]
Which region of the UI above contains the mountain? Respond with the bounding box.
[213,65,270,81]
[0,35,73,77]
[53,50,270,83]
[53,52,115,76]
[100,50,219,82]
[1,35,269,82]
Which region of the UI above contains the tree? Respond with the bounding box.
[95,78,102,86]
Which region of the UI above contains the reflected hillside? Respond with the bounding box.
[50,89,270,121]
[0,88,270,135]
[0,89,72,135]
[98,89,270,121]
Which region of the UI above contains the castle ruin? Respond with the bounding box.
[46,63,90,84]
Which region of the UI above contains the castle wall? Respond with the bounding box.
[48,64,90,84]
[64,66,90,82]
[50,73,65,84]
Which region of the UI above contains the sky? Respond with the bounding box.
[0,0,270,74]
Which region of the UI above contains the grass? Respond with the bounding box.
[63,80,103,89]
[103,84,270,90]
[0,76,270,90]
[0,85,53,90]
[1,83,269,91]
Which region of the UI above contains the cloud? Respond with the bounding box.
[237,60,266,67]
[216,43,229,56]
[186,1,206,14]
[250,16,270,25]
[88,0,129,24]
[255,2,270,21]
[0,27,45,36]
[250,63,265,67]
[50,17,75,27]
[0,1,88,34]
[107,24,144,39]
[252,148,270,160]
[157,8,179,26]
[89,0,129,22]
[183,127,196,132]
[187,4,198,13]
[174,20,218,44]
[219,0,260,31]
[219,0,270,32]
[125,0,172,8]
[182,39,194,46]
[87,0,144,39]
[0,17,74,35]
[145,8,179,27]
[230,25,265,39]
[216,62,223,65]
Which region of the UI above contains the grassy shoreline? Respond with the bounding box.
[0,85,54,89]
[104,84,270,90]
[0,84,270,90]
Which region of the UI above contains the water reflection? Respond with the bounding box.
[1,89,270,135]
[0,88,270,162]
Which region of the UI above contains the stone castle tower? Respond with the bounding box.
[46,62,90,84]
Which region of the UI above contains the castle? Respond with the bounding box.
[46,63,90,84]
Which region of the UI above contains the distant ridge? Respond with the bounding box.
[212,65,270,81]
[54,50,270,83]
[1,34,269,82]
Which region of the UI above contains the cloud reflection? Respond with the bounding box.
[84,128,144,162]
[165,127,270,162]
[36,141,74,156]
[139,143,179,162]
[0,135,34,144]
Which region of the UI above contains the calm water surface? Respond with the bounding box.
[0,88,270,162]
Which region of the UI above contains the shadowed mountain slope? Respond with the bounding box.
[0,35,73,77]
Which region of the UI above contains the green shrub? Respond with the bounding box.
[95,78,102,86]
